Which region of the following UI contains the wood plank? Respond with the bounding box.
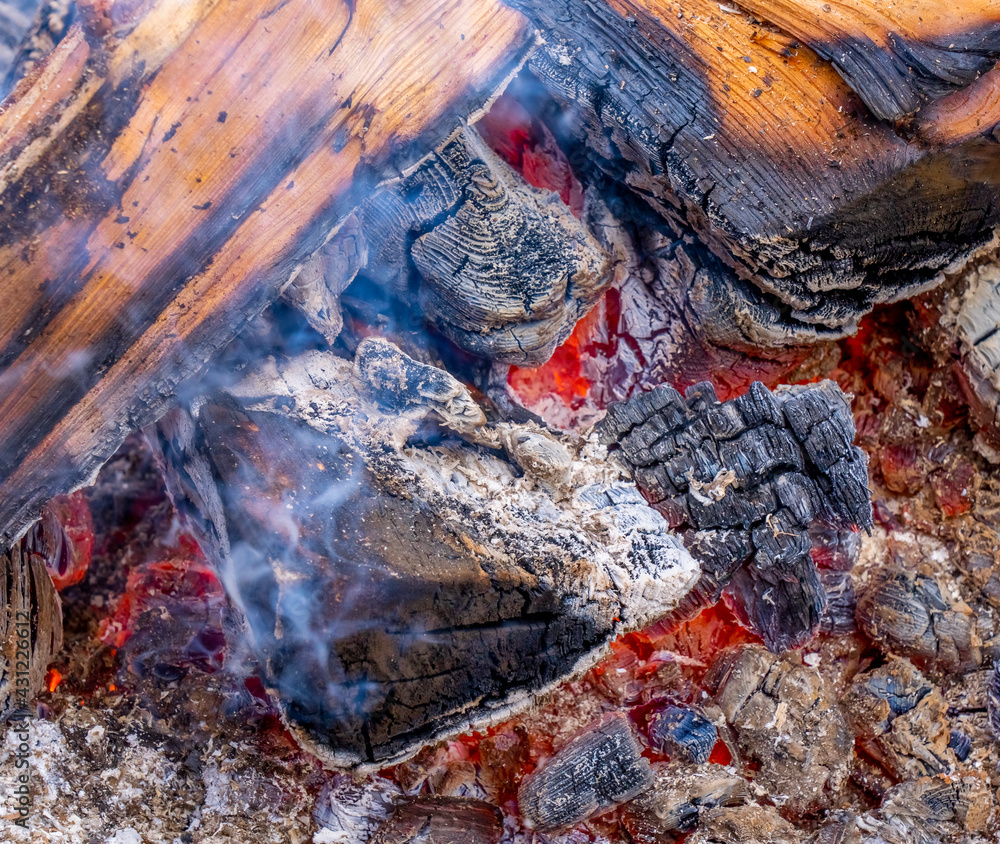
[0,0,532,548]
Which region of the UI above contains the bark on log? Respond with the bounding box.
[0,0,532,549]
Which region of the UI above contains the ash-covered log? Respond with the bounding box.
[597,379,872,651]
[152,339,699,768]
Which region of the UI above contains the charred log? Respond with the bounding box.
[152,339,699,768]
[597,379,872,651]
[508,0,1000,350]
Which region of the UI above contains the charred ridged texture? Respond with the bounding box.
[517,712,653,830]
[155,343,698,769]
[863,775,994,844]
[359,127,610,365]
[370,796,503,844]
[987,660,1000,740]
[0,541,61,720]
[509,0,1000,351]
[856,568,983,675]
[597,379,872,651]
[0,0,533,551]
[646,703,717,764]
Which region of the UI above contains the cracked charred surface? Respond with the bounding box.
[507,0,1000,352]
[152,339,699,768]
[597,378,872,651]
[706,645,854,817]
[357,126,612,365]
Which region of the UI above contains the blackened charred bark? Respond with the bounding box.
[597,379,872,651]
[508,0,1000,349]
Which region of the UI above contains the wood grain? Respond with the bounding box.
[0,0,532,548]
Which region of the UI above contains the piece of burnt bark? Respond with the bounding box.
[856,568,982,675]
[0,541,61,720]
[370,796,503,844]
[357,126,611,365]
[706,645,853,817]
[153,340,699,769]
[619,761,750,840]
[987,660,1000,740]
[597,379,872,651]
[517,712,653,830]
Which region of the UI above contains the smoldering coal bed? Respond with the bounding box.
[4,0,1000,840]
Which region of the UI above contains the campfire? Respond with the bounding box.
[3,0,1000,841]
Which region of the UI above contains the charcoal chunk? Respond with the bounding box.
[856,569,982,675]
[517,712,653,830]
[598,379,871,652]
[646,703,718,764]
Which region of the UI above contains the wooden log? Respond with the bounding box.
[509,0,1000,351]
[150,339,699,767]
[0,0,533,549]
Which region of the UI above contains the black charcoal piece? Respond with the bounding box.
[517,712,653,830]
[597,379,872,652]
[646,703,718,764]
[856,569,982,675]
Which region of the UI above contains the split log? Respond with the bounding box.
[150,339,699,767]
[509,0,1000,351]
[0,0,533,549]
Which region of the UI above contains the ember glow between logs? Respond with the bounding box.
[4,1,1000,841]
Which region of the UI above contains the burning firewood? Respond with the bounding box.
[597,378,872,651]
[151,339,699,767]
[0,0,534,550]
[1,0,999,560]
